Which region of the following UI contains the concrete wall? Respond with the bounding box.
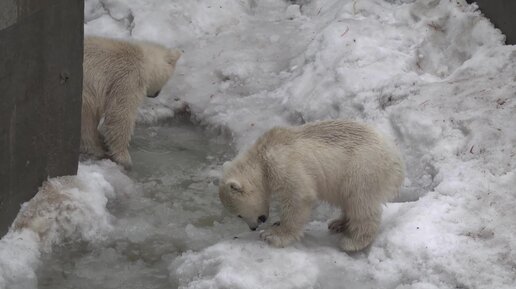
[468,0,516,44]
[0,0,84,237]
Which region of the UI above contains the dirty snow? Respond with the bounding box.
[1,0,515,288]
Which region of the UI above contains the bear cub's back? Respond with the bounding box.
[84,36,144,68]
[296,120,379,147]
[258,120,382,155]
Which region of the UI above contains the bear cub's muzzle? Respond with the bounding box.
[249,215,268,231]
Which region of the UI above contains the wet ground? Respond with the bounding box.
[36,120,238,289]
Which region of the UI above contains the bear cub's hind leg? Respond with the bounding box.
[80,105,107,159]
[339,202,382,252]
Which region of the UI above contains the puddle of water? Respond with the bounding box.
[36,120,238,289]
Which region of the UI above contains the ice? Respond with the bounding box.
[1,0,516,288]
[33,121,235,289]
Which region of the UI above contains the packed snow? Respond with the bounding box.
[1,0,515,288]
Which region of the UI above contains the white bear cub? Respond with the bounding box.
[219,120,405,251]
[81,36,181,169]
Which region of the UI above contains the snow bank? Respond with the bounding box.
[0,161,134,288]
[124,0,513,288]
[0,230,40,289]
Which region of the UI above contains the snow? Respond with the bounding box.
[1,0,516,288]
[0,161,132,289]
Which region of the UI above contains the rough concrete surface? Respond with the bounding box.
[0,0,84,237]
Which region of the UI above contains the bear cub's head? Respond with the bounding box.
[141,43,182,98]
[219,173,269,231]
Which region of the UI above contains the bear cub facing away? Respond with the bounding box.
[219,120,405,251]
[81,36,181,169]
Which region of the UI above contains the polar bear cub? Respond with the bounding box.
[81,36,181,169]
[219,120,405,251]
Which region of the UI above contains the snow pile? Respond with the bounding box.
[0,161,134,289]
[0,230,40,289]
[115,0,514,288]
[171,239,321,289]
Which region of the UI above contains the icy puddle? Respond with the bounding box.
[36,120,237,289]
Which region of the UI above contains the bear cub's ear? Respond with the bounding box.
[167,48,182,65]
[226,179,243,194]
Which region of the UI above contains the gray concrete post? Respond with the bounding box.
[0,0,84,237]
[468,0,516,44]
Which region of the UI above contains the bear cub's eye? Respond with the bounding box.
[238,215,243,219]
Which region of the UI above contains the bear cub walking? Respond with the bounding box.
[81,36,181,169]
[219,120,405,251]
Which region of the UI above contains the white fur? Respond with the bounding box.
[219,120,405,251]
[80,36,181,169]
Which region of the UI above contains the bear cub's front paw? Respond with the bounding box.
[328,218,349,234]
[111,150,132,170]
[260,227,298,248]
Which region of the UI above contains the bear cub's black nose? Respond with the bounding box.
[148,90,161,98]
[258,215,267,223]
